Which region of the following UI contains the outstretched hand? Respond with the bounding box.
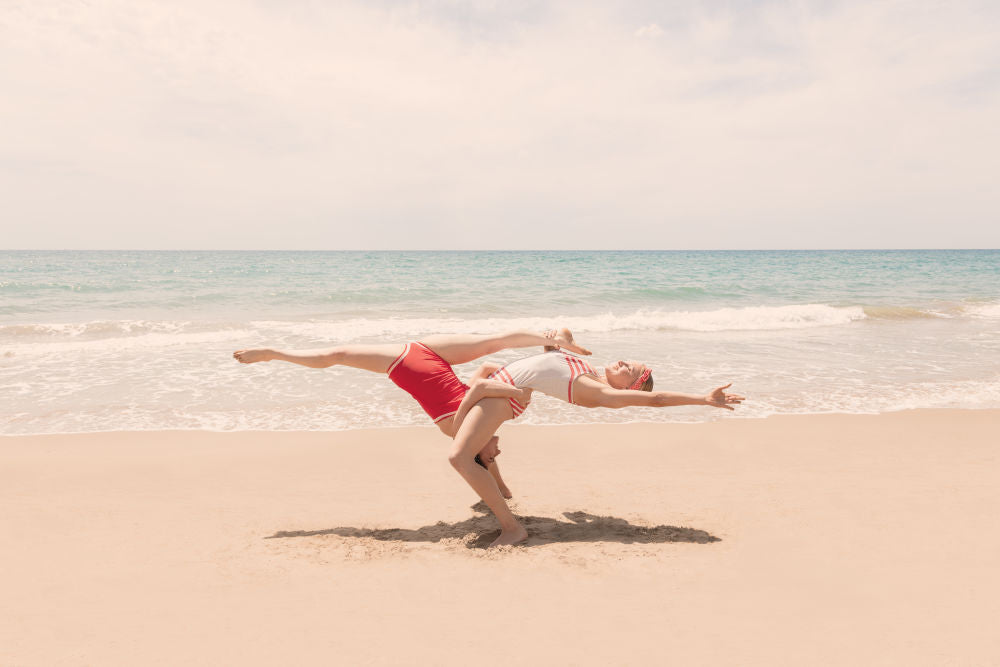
[705,383,745,410]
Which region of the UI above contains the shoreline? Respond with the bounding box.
[3,410,998,665]
[3,405,998,438]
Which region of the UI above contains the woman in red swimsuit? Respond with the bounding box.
[233,329,590,498]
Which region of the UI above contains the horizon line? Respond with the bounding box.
[3,247,999,253]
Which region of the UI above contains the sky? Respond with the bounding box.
[1,0,998,250]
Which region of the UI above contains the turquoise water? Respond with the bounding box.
[2,250,999,434]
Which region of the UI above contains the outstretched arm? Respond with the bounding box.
[573,377,744,410]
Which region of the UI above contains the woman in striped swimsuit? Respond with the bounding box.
[233,328,590,499]
[448,330,744,547]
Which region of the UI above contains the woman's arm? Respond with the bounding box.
[453,379,531,434]
[470,362,502,382]
[573,377,743,410]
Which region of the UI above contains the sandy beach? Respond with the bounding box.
[6,0,999,663]
[2,410,998,666]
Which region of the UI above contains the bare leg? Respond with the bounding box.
[233,344,405,373]
[421,329,590,366]
[235,328,588,371]
[489,462,513,499]
[448,397,526,547]
[435,418,512,497]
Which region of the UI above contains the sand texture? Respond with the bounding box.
[3,410,999,666]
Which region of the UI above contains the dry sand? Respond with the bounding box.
[2,410,999,666]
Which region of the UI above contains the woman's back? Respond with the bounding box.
[492,350,599,406]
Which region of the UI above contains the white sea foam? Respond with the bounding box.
[22,303,1000,358]
[6,376,999,435]
[255,305,865,337]
[0,304,869,340]
[964,302,1000,319]
[257,304,868,338]
[2,329,253,356]
[4,250,999,435]
[3,304,997,436]
[622,304,868,332]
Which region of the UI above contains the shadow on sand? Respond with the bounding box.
[266,501,720,549]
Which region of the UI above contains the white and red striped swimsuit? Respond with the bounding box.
[490,351,599,418]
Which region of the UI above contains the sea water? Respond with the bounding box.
[2,250,998,434]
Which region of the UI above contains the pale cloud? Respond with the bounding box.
[634,23,663,38]
[0,0,998,249]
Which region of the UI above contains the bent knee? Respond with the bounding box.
[448,446,477,470]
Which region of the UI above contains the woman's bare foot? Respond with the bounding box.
[544,328,591,356]
[489,524,528,548]
[233,349,273,364]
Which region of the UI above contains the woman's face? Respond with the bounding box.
[477,436,501,466]
[605,360,648,390]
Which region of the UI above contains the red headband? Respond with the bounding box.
[629,367,652,390]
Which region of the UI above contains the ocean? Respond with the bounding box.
[2,249,998,435]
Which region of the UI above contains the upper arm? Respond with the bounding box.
[470,378,524,401]
[607,390,661,408]
[572,376,658,408]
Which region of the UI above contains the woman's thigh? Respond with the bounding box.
[449,397,512,459]
[435,416,457,438]
[419,334,508,366]
[334,344,406,374]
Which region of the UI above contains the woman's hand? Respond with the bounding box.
[704,383,745,410]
